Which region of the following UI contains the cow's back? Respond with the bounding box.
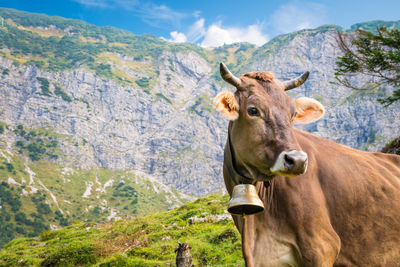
[296,130,400,266]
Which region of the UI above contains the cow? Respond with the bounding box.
[214,63,400,267]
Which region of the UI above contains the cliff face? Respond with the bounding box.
[0,52,225,196]
[0,9,399,197]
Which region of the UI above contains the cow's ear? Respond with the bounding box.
[214,91,239,120]
[293,97,325,124]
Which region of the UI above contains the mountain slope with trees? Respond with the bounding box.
[0,7,399,249]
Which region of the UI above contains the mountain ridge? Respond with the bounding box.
[1,8,399,195]
[0,7,399,247]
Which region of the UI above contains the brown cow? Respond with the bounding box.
[214,63,400,267]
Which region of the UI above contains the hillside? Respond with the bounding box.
[0,194,243,266]
[1,8,399,196]
[0,122,192,247]
[0,7,400,249]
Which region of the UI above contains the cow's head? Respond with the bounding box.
[215,63,324,181]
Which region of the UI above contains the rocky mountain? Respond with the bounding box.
[0,8,399,195]
[0,8,399,231]
[0,123,193,246]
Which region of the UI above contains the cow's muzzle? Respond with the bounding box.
[270,150,308,176]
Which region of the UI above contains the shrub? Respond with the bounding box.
[15,140,25,147]
[29,153,41,161]
[94,63,112,77]
[54,85,72,102]
[26,60,45,68]
[40,230,58,242]
[36,203,51,214]
[41,242,97,266]
[135,77,150,88]
[381,137,400,155]
[5,163,14,173]
[209,228,239,244]
[36,77,51,96]
[155,93,172,104]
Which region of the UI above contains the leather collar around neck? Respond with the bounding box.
[224,127,271,188]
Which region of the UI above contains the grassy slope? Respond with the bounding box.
[0,194,243,267]
[0,123,192,248]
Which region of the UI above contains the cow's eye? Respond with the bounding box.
[247,107,260,116]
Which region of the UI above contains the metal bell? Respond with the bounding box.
[227,184,264,215]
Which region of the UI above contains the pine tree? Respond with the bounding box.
[335,26,400,106]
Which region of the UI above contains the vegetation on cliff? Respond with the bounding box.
[381,137,400,155]
[0,122,192,248]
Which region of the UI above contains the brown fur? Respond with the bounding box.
[243,72,276,83]
[218,69,400,266]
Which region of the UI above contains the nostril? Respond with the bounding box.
[271,151,308,175]
[284,154,295,168]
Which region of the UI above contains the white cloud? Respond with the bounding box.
[76,0,269,47]
[139,4,187,28]
[160,31,188,43]
[200,22,268,47]
[73,0,109,7]
[168,31,187,43]
[192,10,201,18]
[73,0,138,9]
[186,18,206,43]
[164,18,268,47]
[270,2,327,34]
[74,0,187,29]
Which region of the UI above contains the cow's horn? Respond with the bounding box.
[220,63,243,88]
[283,71,310,91]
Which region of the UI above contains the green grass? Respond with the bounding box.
[0,124,193,248]
[0,194,243,266]
[0,154,194,248]
[13,124,61,161]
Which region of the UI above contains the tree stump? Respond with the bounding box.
[175,242,194,267]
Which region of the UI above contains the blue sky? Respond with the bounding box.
[1,0,399,47]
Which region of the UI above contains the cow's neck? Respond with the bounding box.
[224,126,271,191]
[225,127,253,185]
[225,128,299,266]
